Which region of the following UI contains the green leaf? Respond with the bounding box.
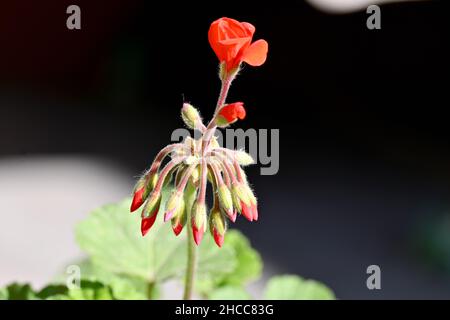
[263,275,335,300]
[0,283,37,300]
[219,230,262,286]
[0,288,6,300]
[58,259,150,300]
[209,286,251,300]
[43,280,115,300]
[65,281,115,300]
[0,281,117,300]
[36,284,68,299]
[75,197,238,298]
[196,230,262,296]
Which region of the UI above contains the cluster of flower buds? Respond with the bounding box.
[130,17,267,247]
[130,119,258,247]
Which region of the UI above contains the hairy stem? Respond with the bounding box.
[202,76,233,155]
[183,182,197,300]
[182,71,234,299]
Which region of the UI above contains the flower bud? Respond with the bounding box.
[191,201,207,245]
[141,172,159,202]
[171,199,186,236]
[216,102,246,127]
[148,173,158,192]
[243,184,258,221]
[234,150,255,166]
[163,167,176,187]
[232,183,251,206]
[140,192,161,236]
[217,184,233,217]
[131,185,145,213]
[240,201,254,222]
[190,165,200,185]
[164,191,184,222]
[175,166,186,186]
[232,189,242,213]
[229,209,237,223]
[231,183,253,221]
[131,172,157,212]
[210,136,221,149]
[181,103,202,130]
[141,216,157,237]
[209,207,227,247]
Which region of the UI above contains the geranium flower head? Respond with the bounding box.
[131,17,265,248]
[209,17,268,72]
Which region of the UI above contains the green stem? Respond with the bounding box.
[183,216,197,299]
[183,183,198,300]
[146,281,156,299]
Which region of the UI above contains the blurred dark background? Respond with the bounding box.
[1,0,450,299]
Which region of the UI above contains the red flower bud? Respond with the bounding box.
[217,102,246,127]
[209,207,227,247]
[164,191,184,222]
[191,202,207,245]
[172,222,184,236]
[242,184,258,221]
[141,214,157,236]
[130,172,158,212]
[140,192,161,236]
[213,228,224,248]
[209,17,268,72]
[240,201,254,222]
[170,194,187,236]
[226,209,237,223]
[193,224,205,245]
[130,186,145,212]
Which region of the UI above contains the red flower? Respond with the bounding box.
[217,102,246,125]
[209,17,268,72]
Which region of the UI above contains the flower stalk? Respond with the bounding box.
[183,182,198,300]
[129,17,268,300]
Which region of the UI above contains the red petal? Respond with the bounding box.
[213,228,224,247]
[208,20,227,62]
[241,201,253,221]
[193,225,204,245]
[226,209,237,222]
[241,22,255,37]
[172,223,183,236]
[141,215,157,236]
[242,39,268,67]
[236,104,246,120]
[209,18,253,71]
[219,102,245,123]
[130,187,145,212]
